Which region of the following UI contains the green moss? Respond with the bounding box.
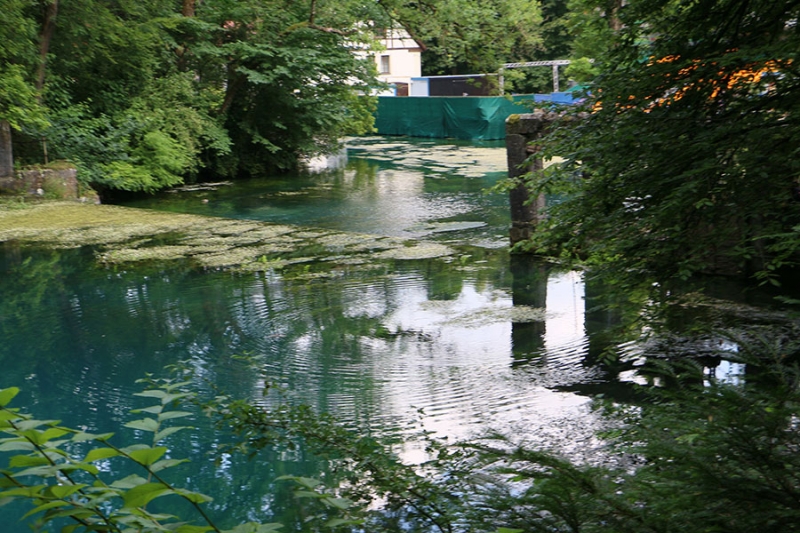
[0,203,459,272]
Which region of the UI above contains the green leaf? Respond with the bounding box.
[150,458,189,472]
[132,405,163,415]
[127,446,167,466]
[174,488,213,504]
[0,387,20,407]
[155,426,191,442]
[8,455,49,468]
[15,419,59,431]
[21,500,70,519]
[30,427,70,445]
[278,476,321,489]
[157,410,192,421]
[293,490,323,499]
[325,518,364,527]
[0,410,21,422]
[124,418,160,433]
[50,484,86,499]
[175,526,215,533]
[84,447,121,463]
[222,523,283,533]
[160,392,191,405]
[110,474,149,489]
[122,482,174,509]
[321,497,352,510]
[0,486,46,498]
[71,431,114,443]
[0,440,34,452]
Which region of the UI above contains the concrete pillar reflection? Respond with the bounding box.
[510,255,549,367]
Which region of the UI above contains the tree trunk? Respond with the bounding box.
[182,0,196,17]
[0,120,14,178]
[37,0,59,93]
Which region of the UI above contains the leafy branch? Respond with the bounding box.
[0,379,282,533]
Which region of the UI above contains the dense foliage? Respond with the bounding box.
[0,0,554,194]
[526,0,800,289]
[2,0,391,193]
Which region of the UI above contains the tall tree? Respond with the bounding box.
[531,0,800,288]
[0,0,46,178]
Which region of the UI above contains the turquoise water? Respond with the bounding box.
[1,136,790,531]
[124,137,512,247]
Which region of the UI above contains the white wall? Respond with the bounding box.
[375,28,422,89]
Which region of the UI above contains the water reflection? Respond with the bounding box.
[2,137,796,531]
[124,137,510,247]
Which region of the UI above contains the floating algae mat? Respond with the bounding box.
[0,203,458,272]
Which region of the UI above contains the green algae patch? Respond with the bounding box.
[374,242,455,260]
[438,305,547,328]
[0,202,459,271]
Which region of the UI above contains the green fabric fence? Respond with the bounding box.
[374,96,536,140]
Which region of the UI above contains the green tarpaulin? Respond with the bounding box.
[374,96,535,140]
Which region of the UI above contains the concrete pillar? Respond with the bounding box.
[505,110,554,247]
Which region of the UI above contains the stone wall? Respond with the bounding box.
[0,167,79,199]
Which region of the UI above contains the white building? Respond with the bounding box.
[372,27,422,96]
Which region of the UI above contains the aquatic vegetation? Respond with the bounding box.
[374,242,455,260]
[438,304,547,328]
[345,136,506,178]
[0,203,460,272]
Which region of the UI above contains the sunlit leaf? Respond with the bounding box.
[124,418,160,433]
[71,431,114,443]
[160,392,191,405]
[15,419,59,431]
[8,455,49,468]
[49,484,86,499]
[292,490,321,499]
[222,522,283,533]
[174,525,215,533]
[128,446,167,466]
[150,458,189,472]
[110,474,149,489]
[155,426,191,442]
[122,482,174,509]
[132,405,163,415]
[0,440,34,452]
[174,488,213,504]
[84,447,121,463]
[157,410,192,421]
[325,518,364,527]
[0,387,20,407]
[321,497,352,510]
[21,500,70,519]
[0,410,21,422]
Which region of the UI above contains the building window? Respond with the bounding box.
[379,55,390,74]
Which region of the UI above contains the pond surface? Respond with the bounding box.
[0,136,793,531]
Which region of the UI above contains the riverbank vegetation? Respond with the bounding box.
[525,0,800,291]
[0,0,548,197]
